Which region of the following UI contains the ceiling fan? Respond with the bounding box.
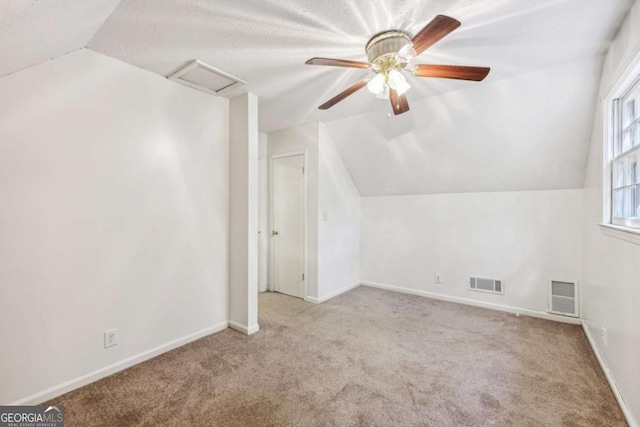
[305,15,490,115]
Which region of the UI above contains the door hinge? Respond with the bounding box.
[302,166,305,174]
[302,273,305,281]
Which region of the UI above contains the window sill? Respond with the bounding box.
[598,223,640,245]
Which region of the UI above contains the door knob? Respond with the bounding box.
[271,230,279,236]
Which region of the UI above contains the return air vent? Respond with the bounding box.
[167,60,246,96]
[548,281,579,317]
[468,276,504,295]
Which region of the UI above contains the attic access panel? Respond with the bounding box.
[167,60,245,96]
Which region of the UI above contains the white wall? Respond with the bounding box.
[582,1,640,424]
[0,49,230,404]
[317,123,362,300]
[362,190,584,316]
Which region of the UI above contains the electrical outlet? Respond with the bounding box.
[104,329,117,348]
[435,274,442,284]
[601,326,608,347]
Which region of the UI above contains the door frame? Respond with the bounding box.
[269,151,308,299]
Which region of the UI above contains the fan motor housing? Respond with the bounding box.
[365,30,412,64]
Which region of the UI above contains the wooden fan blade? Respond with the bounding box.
[305,57,371,69]
[412,64,490,81]
[319,80,368,110]
[389,89,410,115]
[412,15,461,55]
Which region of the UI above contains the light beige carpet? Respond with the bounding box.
[46,286,626,426]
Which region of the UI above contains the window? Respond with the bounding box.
[607,76,640,229]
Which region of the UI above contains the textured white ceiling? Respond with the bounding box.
[88,0,633,132]
[1,0,634,195]
[0,0,121,77]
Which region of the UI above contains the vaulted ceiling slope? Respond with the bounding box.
[326,56,602,196]
[319,0,635,196]
[0,0,121,77]
[87,0,633,132]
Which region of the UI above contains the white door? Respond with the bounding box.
[271,154,305,298]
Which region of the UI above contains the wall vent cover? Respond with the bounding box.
[548,281,579,317]
[468,276,504,295]
[167,60,246,96]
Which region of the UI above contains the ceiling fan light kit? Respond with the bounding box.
[365,30,413,64]
[305,15,491,116]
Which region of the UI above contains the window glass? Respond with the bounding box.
[609,78,640,228]
[623,128,632,152]
[613,100,622,157]
[613,189,625,218]
[623,97,636,127]
[627,186,637,218]
[628,153,638,185]
[614,159,626,188]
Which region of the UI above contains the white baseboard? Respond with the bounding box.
[9,321,229,406]
[228,321,260,335]
[582,321,638,427]
[305,281,361,304]
[361,281,581,325]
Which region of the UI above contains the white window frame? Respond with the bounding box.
[602,52,640,243]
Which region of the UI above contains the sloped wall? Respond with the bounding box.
[318,123,362,300]
[326,57,603,196]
